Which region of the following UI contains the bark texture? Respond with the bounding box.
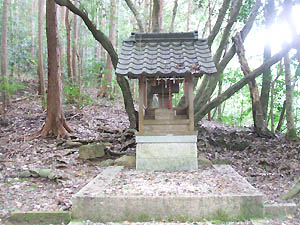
[1,0,10,107]
[37,0,46,104]
[41,0,73,138]
[233,34,273,137]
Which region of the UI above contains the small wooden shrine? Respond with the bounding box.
[116,31,217,171]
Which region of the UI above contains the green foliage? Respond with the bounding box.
[0,76,25,96]
[63,82,93,108]
[237,0,256,23]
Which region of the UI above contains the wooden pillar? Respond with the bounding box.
[185,77,194,131]
[139,77,145,133]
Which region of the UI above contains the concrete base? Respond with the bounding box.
[136,135,198,171]
[72,166,264,222]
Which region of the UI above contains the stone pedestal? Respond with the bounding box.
[136,135,198,171]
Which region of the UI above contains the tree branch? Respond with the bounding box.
[213,0,243,64]
[55,0,118,68]
[194,40,296,123]
[55,0,137,128]
[207,0,231,48]
[124,0,145,33]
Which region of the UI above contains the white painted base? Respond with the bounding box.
[136,135,198,171]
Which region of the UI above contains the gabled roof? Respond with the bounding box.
[115,31,217,78]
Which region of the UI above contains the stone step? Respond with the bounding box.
[72,166,265,223]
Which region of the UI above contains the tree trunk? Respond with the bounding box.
[99,0,116,98]
[30,1,36,58]
[284,53,298,140]
[37,0,46,107]
[269,61,282,132]
[152,0,160,32]
[186,0,191,32]
[169,0,178,32]
[148,0,152,32]
[1,0,10,108]
[72,6,78,85]
[159,0,163,32]
[125,0,145,32]
[60,6,66,78]
[194,0,261,122]
[276,100,286,132]
[54,0,140,129]
[194,39,294,125]
[41,0,73,138]
[260,0,275,120]
[65,9,73,83]
[233,34,272,137]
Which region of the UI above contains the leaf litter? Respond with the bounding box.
[0,89,299,224]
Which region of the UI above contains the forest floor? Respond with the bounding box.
[0,84,300,225]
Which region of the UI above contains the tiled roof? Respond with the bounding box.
[115,31,217,78]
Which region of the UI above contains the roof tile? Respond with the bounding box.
[116,31,217,78]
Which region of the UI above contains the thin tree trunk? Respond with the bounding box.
[1,0,10,108]
[99,0,116,98]
[194,36,294,125]
[187,0,191,32]
[37,0,46,107]
[169,0,178,32]
[276,101,286,132]
[159,0,163,32]
[260,0,275,120]
[284,53,298,140]
[152,0,160,32]
[72,6,78,85]
[148,0,152,32]
[217,78,223,121]
[269,61,282,132]
[41,0,73,138]
[65,9,73,83]
[144,0,149,29]
[125,0,145,32]
[30,1,36,58]
[60,6,66,78]
[55,0,137,129]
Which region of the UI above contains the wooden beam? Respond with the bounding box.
[139,77,145,132]
[186,77,195,131]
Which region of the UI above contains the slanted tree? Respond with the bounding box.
[1,0,10,108]
[233,34,273,137]
[37,0,46,107]
[40,0,73,138]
